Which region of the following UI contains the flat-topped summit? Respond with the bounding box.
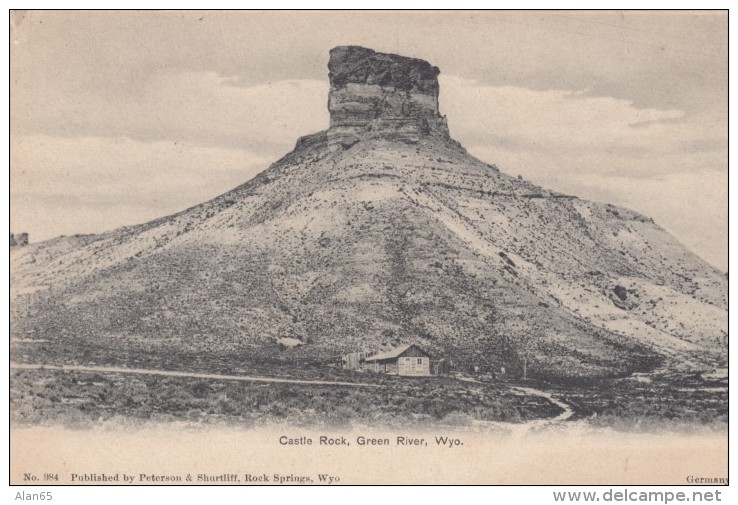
[328,46,440,93]
[327,46,450,139]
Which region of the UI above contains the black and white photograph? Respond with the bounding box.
[8,9,728,486]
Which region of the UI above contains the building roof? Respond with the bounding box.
[364,344,428,362]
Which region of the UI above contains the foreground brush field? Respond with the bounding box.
[10,338,727,433]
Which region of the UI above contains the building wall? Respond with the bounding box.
[432,359,451,375]
[385,361,399,375]
[398,356,430,376]
[342,352,369,371]
[366,361,400,374]
[362,345,433,376]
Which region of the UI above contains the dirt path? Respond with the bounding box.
[510,385,574,424]
[11,363,576,429]
[9,362,382,388]
[468,383,575,433]
[456,375,574,424]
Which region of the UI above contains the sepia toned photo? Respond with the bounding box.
[9,10,728,486]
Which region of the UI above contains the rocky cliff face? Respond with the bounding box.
[327,46,450,140]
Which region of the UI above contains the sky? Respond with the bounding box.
[9,10,728,270]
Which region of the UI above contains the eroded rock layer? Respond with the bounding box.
[327,46,450,139]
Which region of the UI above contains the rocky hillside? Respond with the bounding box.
[10,46,727,380]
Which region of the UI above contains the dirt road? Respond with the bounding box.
[467,383,575,433]
[11,363,576,428]
[510,385,574,423]
[9,362,382,388]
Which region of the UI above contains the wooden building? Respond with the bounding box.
[432,358,451,376]
[363,344,431,376]
[341,351,370,371]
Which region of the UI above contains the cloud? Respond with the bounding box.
[441,75,725,170]
[445,76,729,270]
[10,135,274,242]
[13,71,330,152]
[10,72,332,244]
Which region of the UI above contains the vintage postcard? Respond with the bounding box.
[9,10,728,486]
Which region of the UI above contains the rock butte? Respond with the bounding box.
[9,46,727,380]
[327,46,450,139]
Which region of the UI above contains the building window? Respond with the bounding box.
[417,358,422,364]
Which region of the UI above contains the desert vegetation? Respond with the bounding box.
[10,367,560,429]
